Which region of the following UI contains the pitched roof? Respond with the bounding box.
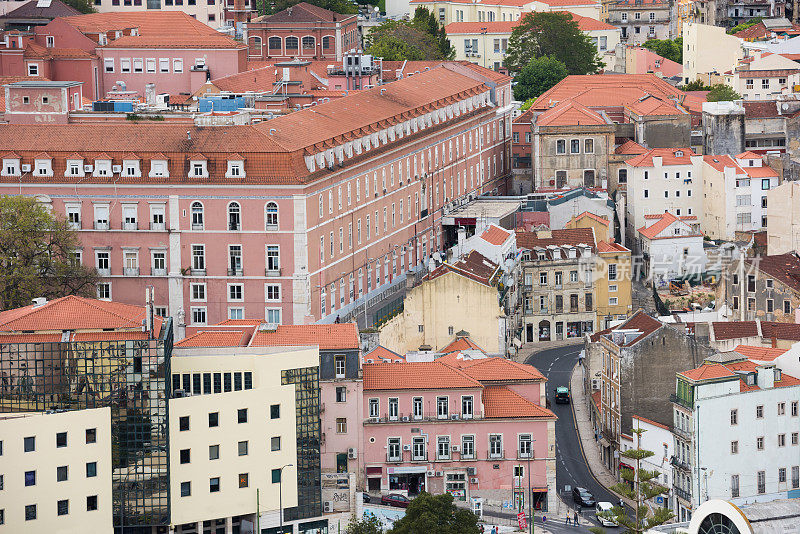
[440,336,486,354]
[103,34,244,50]
[175,329,252,348]
[632,414,670,431]
[760,321,800,341]
[536,99,609,127]
[733,344,789,362]
[453,357,546,381]
[612,310,663,346]
[749,253,800,292]
[251,1,352,23]
[597,240,629,253]
[59,11,221,36]
[444,12,615,34]
[0,0,81,20]
[625,95,684,116]
[0,295,162,334]
[482,386,556,419]
[532,74,685,111]
[516,227,596,253]
[679,363,736,381]
[364,345,405,363]
[572,211,609,226]
[480,224,512,245]
[363,361,483,390]
[249,323,359,350]
[638,212,688,239]
[626,147,696,167]
[428,250,499,286]
[615,139,648,155]
[712,321,759,340]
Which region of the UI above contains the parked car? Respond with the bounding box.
[555,386,570,404]
[362,492,371,503]
[572,487,596,507]
[595,502,618,526]
[381,493,410,508]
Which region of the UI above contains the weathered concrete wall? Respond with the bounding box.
[703,110,745,155]
[641,116,691,148]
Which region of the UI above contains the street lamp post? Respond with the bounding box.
[279,463,293,533]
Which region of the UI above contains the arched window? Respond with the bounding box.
[322,36,333,50]
[265,202,278,229]
[268,36,281,50]
[228,202,241,231]
[302,36,315,50]
[285,36,298,51]
[191,202,204,230]
[248,36,262,57]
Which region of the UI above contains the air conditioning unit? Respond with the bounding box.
[470,477,479,484]
[401,416,409,422]
[467,467,477,476]
[451,445,459,452]
[435,471,443,477]
[426,470,436,477]
[172,389,186,398]
[112,165,122,173]
[323,501,333,513]
[451,414,460,420]
[348,447,358,459]
[403,444,411,451]
[83,165,93,172]
[592,379,600,390]
[21,164,31,172]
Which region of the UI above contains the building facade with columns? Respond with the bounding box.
[0,63,513,332]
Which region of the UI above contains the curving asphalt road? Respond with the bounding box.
[525,345,621,518]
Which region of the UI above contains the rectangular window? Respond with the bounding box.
[461,435,475,458]
[336,418,347,433]
[489,434,503,458]
[437,436,450,460]
[437,396,448,419]
[334,355,346,378]
[238,440,248,456]
[87,496,98,511]
[271,436,281,451]
[413,397,423,420]
[369,398,379,418]
[461,395,473,418]
[86,462,97,477]
[56,432,67,448]
[210,477,220,493]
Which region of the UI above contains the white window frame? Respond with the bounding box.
[265,283,281,302]
[2,158,20,176]
[34,158,52,176]
[94,159,112,177]
[65,159,84,177]
[226,160,245,178]
[191,306,208,325]
[173,58,183,73]
[190,160,208,178]
[159,58,170,73]
[227,283,244,302]
[265,307,282,325]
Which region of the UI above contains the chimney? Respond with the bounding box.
[756,365,775,389]
[31,297,47,308]
[652,155,663,167]
[457,227,467,258]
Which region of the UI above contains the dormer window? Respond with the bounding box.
[34,158,52,176]
[149,160,168,177]
[2,158,20,176]
[98,33,107,45]
[46,36,54,47]
[65,159,84,177]
[123,159,140,177]
[226,160,245,178]
[675,150,684,157]
[94,159,112,177]
[190,160,208,178]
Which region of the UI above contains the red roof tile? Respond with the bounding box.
[175,329,252,348]
[615,139,648,155]
[428,250,499,286]
[444,12,614,34]
[638,212,681,239]
[625,95,684,116]
[679,363,736,381]
[597,240,629,253]
[760,320,800,341]
[712,321,759,340]
[441,336,486,354]
[364,345,405,363]
[537,99,609,127]
[482,386,556,419]
[627,147,696,167]
[104,35,244,50]
[734,345,789,361]
[748,253,800,293]
[532,74,686,111]
[453,357,546,381]
[60,11,220,36]
[251,2,354,24]
[480,224,512,246]
[612,310,663,346]
[572,211,609,226]
[516,228,596,254]
[363,361,483,390]
[249,323,359,350]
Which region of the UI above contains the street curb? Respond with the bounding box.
[567,363,626,506]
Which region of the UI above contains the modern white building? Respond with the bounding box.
[0,408,114,533]
[701,152,779,241]
[624,147,703,235]
[637,212,707,286]
[671,352,800,522]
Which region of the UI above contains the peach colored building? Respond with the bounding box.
[362,354,557,511]
[0,63,513,331]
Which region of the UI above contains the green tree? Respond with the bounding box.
[365,19,452,60]
[388,492,481,534]
[641,37,682,64]
[504,11,603,74]
[62,0,96,13]
[0,195,99,311]
[513,55,569,101]
[412,7,455,59]
[706,84,741,102]
[345,514,384,534]
[260,0,357,16]
[682,79,711,91]
[592,428,673,534]
[728,17,762,34]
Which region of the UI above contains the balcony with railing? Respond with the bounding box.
[123,267,140,276]
[487,449,505,460]
[386,452,403,463]
[674,486,691,502]
[411,451,428,462]
[150,221,166,231]
[227,268,244,276]
[673,425,692,441]
[152,268,167,276]
[365,411,483,424]
[670,456,691,472]
[669,393,693,410]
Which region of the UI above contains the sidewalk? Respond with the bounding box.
[569,364,635,509]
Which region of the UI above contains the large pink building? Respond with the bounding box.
[0,11,246,99]
[0,63,513,330]
[362,352,557,511]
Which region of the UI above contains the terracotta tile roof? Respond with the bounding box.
[627,147,696,167]
[638,211,679,239]
[209,65,320,93]
[537,99,609,127]
[625,95,684,116]
[612,310,663,346]
[736,151,762,159]
[0,333,63,344]
[104,35,244,50]
[480,224,512,245]
[363,361,484,390]
[749,253,800,292]
[0,0,81,19]
[760,320,800,341]
[482,386,556,419]
[60,11,220,36]
[428,250,499,286]
[364,345,405,363]
[632,414,670,431]
[380,60,446,82]
[703,154,743,173]
[740,69,800,78]
[0,295,162,335]
[615,139,648,155]
[216,319,263,326]
[514,108,535,124]
[445,12,614,34]
[572,211,609,226]
[73,331,151,341]
[453,357,546,381]
[735,21,800,39]
[175,329,252,347]
[712,321,759,340]
[597,240,629,253]
[740,165,778,178]
[532,74,685,111]
[249,323,359,350]
[516,227,596,254]
[679,363,736,381]
[250,2,354,24]
[441,336,486,354]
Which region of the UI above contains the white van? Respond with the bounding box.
[595,502,618,527]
